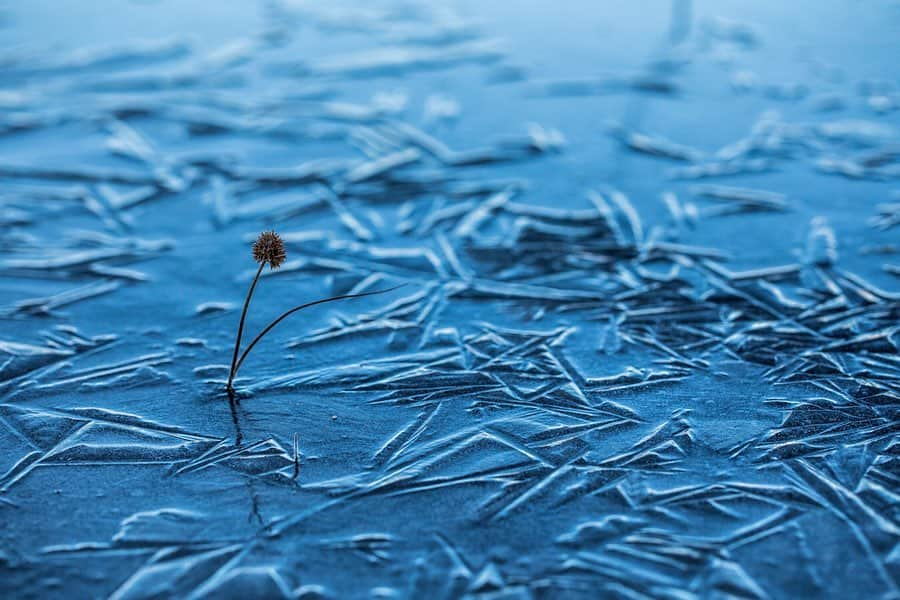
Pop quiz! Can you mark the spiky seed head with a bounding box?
[252,230,286,269]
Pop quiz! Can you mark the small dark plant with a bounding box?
[227,230,399,395]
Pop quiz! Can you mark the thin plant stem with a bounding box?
[227,262,265,392]
[230,284,404,386]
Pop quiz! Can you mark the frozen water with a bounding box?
[1,1,899,598]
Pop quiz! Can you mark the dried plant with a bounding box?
[252,230,287,269]
[227,231,399,395]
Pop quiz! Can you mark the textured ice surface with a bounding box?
[1,1,899,598]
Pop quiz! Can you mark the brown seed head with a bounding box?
[252,230,286,269]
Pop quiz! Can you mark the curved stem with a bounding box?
[231,284,404,384]
[227,262,265,391]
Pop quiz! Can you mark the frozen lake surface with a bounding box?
[1,1,899,598]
